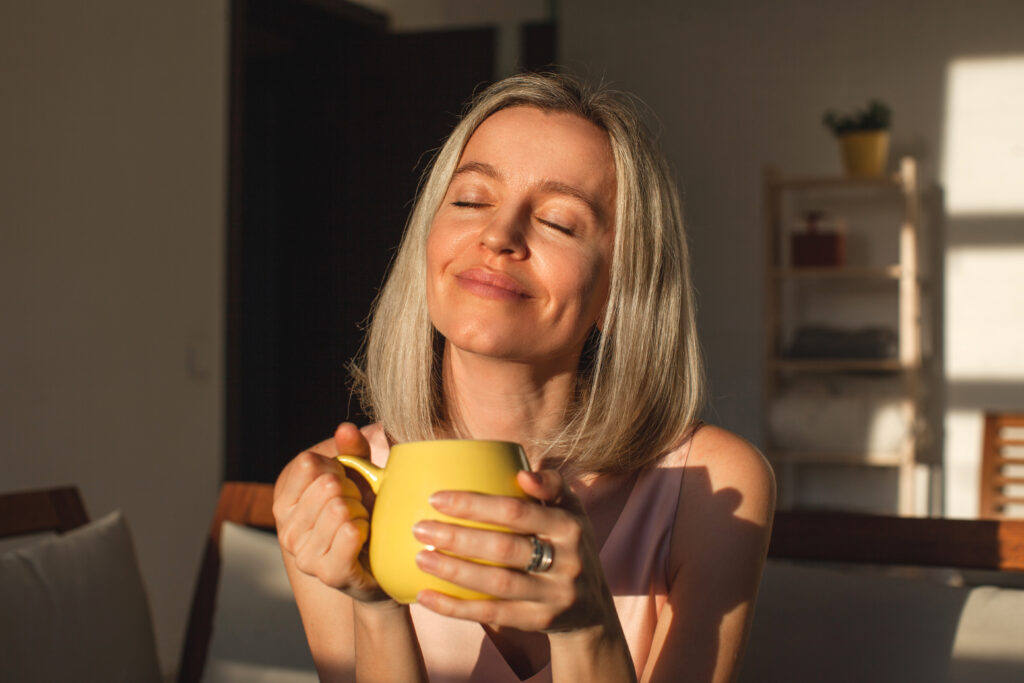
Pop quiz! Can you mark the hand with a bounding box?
[411,469,618,634]
[273,422,389,603]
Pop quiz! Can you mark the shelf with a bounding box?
[763,158,925,516]
[771,357,907,372]
[775,266,902,280]
[769,172,904,192]
[767,450,908,467]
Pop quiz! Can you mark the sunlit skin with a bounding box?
[273,103,776,683]
[426,106,616,366]
[425,105,616,446]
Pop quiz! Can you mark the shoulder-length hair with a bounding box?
[352,72,704,474]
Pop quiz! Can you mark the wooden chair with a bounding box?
[178,481,276,683]
[979,413,1024,519]
[0,485,90,539]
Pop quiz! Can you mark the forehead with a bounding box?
[457,106,616,209]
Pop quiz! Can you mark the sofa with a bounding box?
[182,487,1024,683]
[5,485,1023,682]
[738,511,1024,682]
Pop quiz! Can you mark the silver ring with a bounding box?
[525,535,555,573]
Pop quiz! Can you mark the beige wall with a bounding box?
[0,1,227,676]
[561,0,1024,515]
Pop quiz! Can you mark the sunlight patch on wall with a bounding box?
[946,244,1024,381]
[942,56,1024,215]
[944,410,983,518]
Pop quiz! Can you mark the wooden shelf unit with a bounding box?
[762,157,927,516]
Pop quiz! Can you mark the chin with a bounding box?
[448,332,528,359]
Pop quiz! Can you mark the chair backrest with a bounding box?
[0,486,89,539]
[770,509,1024,572]
[178,481,276,683]
[980,413,1024,519]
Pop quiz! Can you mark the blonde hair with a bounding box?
[353,72,704,474]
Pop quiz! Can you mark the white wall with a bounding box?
[0,1,227,676]
[360,0,549,75]
[561,0,1024,515]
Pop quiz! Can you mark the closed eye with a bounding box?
[538,217,574,236]
[451,201,488,208]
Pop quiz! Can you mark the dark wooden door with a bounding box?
[227,0,495,482]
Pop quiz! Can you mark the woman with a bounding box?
[273,72,775,682]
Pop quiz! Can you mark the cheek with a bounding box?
[550,249,611,320]
[425,223,456,283]
[424,234,445,311]
[581,252,612,329]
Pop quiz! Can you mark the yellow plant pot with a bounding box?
[839,130,890,178]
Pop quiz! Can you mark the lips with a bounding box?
[454,268,532,300]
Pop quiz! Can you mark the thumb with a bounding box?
[516,469,585,515]
[334,422,372,459]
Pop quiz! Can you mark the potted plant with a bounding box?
[823,99,892,178]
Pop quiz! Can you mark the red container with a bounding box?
[791,231,845,268]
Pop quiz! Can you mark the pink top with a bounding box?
[362,425,691,682]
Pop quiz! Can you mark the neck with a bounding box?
[440,342,579,468]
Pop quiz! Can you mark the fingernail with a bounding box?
[416,549,439,571]
[412,521,434,541]
[429,491,451,508]
[417,590,437,609]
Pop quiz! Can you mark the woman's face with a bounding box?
[426,106,616,369]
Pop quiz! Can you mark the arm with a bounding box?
[274,423,429,682]
[642,426,777,683]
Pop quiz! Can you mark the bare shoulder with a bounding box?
[655,434,776,681]
[680,424,776,525]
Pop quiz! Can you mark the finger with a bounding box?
[516,469,561,501]
[277,453,360,528]
[301,496,370,558]
[294,496,370,586]
[517,469,586,516]
[337,473,363,500]
[274,450,333,510]
[429,490,574,536]
[412,521,535,570]
[278,472,341,552]
[414,549,545,602]
[282,471,365,552]
[416,590,553,632]
[327,520,376,593]
[334,422,372,458]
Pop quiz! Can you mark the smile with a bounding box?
[455,268,532,301]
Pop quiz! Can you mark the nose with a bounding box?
[480,205,528,258]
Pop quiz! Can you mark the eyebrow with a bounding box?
[452,161,608,223]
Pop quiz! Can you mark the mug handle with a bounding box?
[336,455,383,495]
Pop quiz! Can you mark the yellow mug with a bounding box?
[336,439,530,604]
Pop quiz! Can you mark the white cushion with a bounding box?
[739,560,970,682]
[948,585,1024,682]
[0,511,161,682]
[201,521,317,682]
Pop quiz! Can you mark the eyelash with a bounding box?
[538,218,574,236]
[450,201,574,236]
